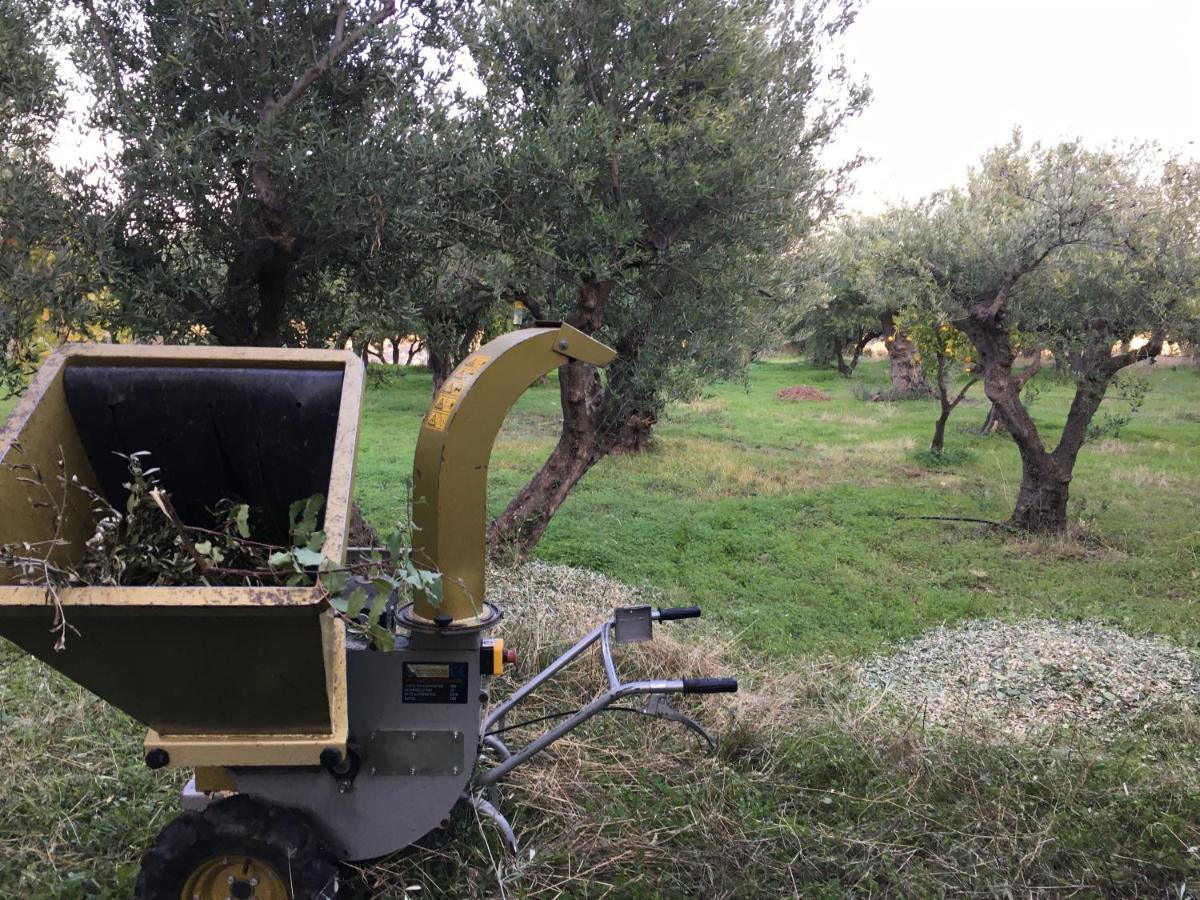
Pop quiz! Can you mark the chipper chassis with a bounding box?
[0,327,736,899]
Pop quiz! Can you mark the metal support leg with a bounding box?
[642,694,717,752]
[477,680,686,788]
[474,604,735,820]
[482,734,512,761]
[466,793,519,855]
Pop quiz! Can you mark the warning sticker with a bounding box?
[459,354,491,373]
[422,355,493,431]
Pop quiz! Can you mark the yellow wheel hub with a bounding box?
[180,855,289,900]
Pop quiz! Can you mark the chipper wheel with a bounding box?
[135,795,338,900]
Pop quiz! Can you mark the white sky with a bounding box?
[52,0,1200,210]
[827,0,1200,213]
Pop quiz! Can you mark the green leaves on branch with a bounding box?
[2,452,441,652]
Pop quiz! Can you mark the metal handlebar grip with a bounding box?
[682,678,738,694]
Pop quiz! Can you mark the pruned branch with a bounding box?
[149,488,211,574]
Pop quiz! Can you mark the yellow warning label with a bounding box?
[423,355,493,432]
[460,354,491,374]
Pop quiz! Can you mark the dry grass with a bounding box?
[337,564,1200,899]
[1110,464,1179,489]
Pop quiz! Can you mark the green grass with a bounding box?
[358,359,1200,658]
[2,357,1199,897]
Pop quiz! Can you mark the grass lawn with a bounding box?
[1,358,1198,897]
[359,357,1200,659]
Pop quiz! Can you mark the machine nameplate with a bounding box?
[366,729,464,776]
[402,661,469,704]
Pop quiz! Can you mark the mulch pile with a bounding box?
[858,619,1200,738]
[776,385,831,402]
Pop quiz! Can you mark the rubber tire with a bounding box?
[135,795,339,899]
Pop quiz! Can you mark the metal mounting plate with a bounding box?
[614,605,653,644]
[366,729,465,776]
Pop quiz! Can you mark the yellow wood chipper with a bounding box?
[0,326,736,899]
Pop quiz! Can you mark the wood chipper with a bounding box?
[0,329,736,899]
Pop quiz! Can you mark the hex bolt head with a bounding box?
[319,748,343,770]
[557,339,569,350]
[144,748,169,770]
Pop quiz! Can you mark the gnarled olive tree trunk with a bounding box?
[487,279,655,556]
[962,305,1156,533]
[880,310,933,398]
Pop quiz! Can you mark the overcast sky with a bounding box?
[827,0,1200,213]
[52,0,1199,209]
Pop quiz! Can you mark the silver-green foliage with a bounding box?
[465,0,869,414]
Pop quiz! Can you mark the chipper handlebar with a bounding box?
[655,605,702,621]
[475,603,737,789]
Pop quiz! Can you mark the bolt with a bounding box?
[370,731,377,741]
[227,876,235,884]
[409,731,418,741]
[452,766,460,775]
[557,339,569,350]
[338,780,352,794]
[409,767,416,775]
[370,766,378,776]
[452,731,460,741]
[250,878,258,887]
[144,748,170,770]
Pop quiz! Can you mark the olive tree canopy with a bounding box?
[469,0,868,553]
[893,137,1199,531]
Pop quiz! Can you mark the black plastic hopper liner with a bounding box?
[62,365,343,543]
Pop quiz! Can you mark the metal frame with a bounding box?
[475,607,718,789]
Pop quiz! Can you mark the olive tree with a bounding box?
[791,217,932,394]
[896,138,1199,532]
[65,0,456,348]
[0,0,107,394]
[465,0,867,554]
[788,225,881,376]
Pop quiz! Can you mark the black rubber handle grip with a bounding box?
[682,678,738,694]
[657,606,702,621]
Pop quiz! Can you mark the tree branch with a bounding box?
[262,1,396,123]
[80,0,131,122]
[1103,328,1164,377]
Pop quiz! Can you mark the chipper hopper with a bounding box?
[0,330,737,899]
